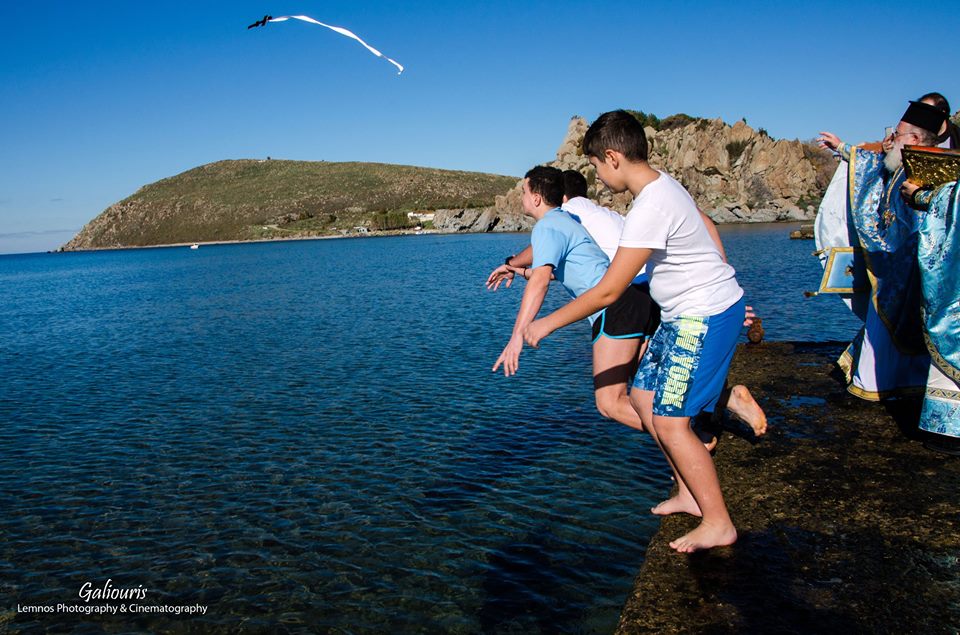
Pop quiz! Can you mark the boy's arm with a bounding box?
[523,247,651,348]
[508,245,534,268]
[699,211,727,262]
[486,245,535,290]
[493,265,552,376]
[699,210,755,326]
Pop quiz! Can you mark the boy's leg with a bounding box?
[722,384,768,436]
[643,300,745,551]
[592,335,647,431]
[630,389,703,517]
[629,386,654,432]
[651,414,737,552]
[590,283,658,432]
[629,316,718,521]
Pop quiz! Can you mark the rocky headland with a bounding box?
[434,114,836,233]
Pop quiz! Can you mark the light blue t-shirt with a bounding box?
[531,208,610,324]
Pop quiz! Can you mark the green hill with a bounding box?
[63,160,517,250]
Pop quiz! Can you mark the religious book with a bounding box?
[902,146,960,188]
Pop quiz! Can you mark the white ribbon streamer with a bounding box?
[266,15,404,75]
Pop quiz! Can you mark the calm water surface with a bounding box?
[0,225,858,633]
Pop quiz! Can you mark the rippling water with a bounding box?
[719,223,861,342]
[0,226,857,633]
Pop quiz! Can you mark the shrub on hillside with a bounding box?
[659,114,698,131]
[624,111,703,132]
[726,140,750,165]
[801,142,839,193]
[626,110,661,130]
[370,211,413,231]
[746,175,774,208]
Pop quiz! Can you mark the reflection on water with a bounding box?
[719,222,862,342]
[0,227,857,632]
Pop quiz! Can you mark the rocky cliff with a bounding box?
[430,207,530,234]
[437,114,838,232]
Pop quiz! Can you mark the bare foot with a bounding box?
[692,418,719,452]
[669,520,738,553]
[651,494,702,517]
[703,435,718,453]
[726,385,767,436]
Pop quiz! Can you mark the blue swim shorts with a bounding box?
[632,297,745,417]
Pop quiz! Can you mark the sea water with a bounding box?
[0,225,860,633]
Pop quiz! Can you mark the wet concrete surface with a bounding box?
[617,342,960,634]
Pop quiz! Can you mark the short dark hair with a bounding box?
[524,166,564,207]
[582,110,649,162]
[562,170,588,199]
[919,92,951,114]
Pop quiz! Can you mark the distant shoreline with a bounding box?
[57,219,811,253]
[56,228,447,253]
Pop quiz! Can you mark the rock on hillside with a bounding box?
[430,207,530,233]
[494,115,836,224]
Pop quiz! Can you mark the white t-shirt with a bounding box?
[562,196,648,283]
[561,197,624,262]
[619,171,743,321]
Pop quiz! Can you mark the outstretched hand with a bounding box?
[817,131,843,152]
[492,335,524,376]
[486,264,516,291]
[523,319,553,348]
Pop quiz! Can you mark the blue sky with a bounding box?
[1,0,958,254]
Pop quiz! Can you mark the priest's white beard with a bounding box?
[883,144,903,173]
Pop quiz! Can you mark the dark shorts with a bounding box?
[591,283,662,343]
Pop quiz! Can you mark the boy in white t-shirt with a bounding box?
[488,170,766,442]
[524,111,744,553]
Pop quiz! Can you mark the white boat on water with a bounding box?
[190,244,199,250]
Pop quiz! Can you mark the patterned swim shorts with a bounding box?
[632,298,744,417]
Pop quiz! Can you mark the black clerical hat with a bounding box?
[901,101,948,134]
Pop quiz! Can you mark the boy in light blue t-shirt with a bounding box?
[529,199,608,324]
[493,166,659,432]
